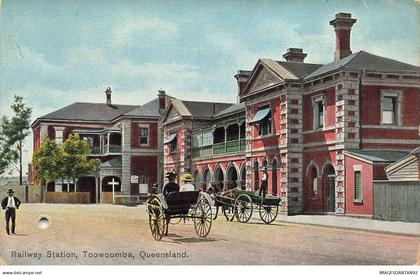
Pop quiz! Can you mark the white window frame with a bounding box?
[380,90,402,126]
[312,95,326,130]
[54,126,65,145]
[138,124,150,146]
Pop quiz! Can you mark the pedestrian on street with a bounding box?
[180,173,195,191]
[259,166,268,199]
[1,189,21,235]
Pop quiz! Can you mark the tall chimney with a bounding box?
[283,48,307,62]
[330,13,357,61]
[234,70,252,97]
[158,90,166,115]
[105,87,112,105]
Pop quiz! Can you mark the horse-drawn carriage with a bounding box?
[208,187,281,224]
[146,191,213,240]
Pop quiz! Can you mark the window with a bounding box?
[354,171,362,201]
[381,91,401,126]
[169,135,177,153]
[139,127,149,146]
[310,166,318,196]
[258,107,272,136]
[382,96,396,125]
[54,127,64,144]
[313,97,325,129]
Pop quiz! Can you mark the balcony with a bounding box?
[193,139,246,158]
[103,144,122,154]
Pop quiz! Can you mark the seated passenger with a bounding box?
[180,173,195,192]
[163,171,179,197]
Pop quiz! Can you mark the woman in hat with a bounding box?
[180,173,195,192]
[162,171,179,197]
[1,189,21,235]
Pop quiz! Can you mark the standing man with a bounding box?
[1,189,21,235]
[259,166,268,199]
[162,171,179,197]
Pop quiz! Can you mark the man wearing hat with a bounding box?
[180,173,195,192]
[1,189,21,235]
[162,171,179,197]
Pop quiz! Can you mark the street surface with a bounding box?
[0,204,419,265]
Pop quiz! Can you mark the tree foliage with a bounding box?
[32,134,100,192]
[0,96,32,183]
[32,138,62,185]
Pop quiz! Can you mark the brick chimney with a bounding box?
[234,70,252,96]
[283,48,307,62]
[105,87,112,105]
[158,90,166,115]
[330,12,357,61]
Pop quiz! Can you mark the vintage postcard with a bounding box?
[0,0,419,274]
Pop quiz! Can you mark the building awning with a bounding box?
[250,107,270,124]
[163,133,177,144]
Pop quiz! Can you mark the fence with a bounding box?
[44,192,90,204]
[0,184,42,203]
[374,180,420,223]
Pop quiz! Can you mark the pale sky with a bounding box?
[0,0,418,176]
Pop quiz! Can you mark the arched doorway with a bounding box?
[193,170,202,190]
[240,164,246,190]
[203,168,212,191]
[78,176,97,203]
[254,160,259,190]
[272,158,278,196]
[323,165,336,212]
[214,165,224,191]
[304,164,321,212]
[227,165,238,190]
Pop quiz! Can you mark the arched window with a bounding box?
[254,160,259,190]
[311,166,318,196]
[272,158,278,196]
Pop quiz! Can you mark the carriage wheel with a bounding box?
[258,201,279,224]
[234,194,253,223]
[193,196,213,238]
[148,198,165,240]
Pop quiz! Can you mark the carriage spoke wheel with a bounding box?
[148,198,165,240]
[258,201,279,224]
[193,197,213,238]
[234,194,253,223]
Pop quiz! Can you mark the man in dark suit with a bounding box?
[259,166,269,199]
[1,189,21,235]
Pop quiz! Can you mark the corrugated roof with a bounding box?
[277,61,323,79]
[345,150,410,163]
[180,100,233,119]
[305,51,420,79]
[100,156,122,168]
[39,102,138,122]
[213,102,245,118]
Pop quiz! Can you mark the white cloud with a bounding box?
[111,16,178,49]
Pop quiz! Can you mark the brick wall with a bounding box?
[131,122,158,149]
[131,155,157,194]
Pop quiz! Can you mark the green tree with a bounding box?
[61,133,100,192]
[32,137,63,186]
[0,96,32,184]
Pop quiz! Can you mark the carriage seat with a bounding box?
[164,191,200,216]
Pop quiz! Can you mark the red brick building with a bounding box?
[162,12,419,216]
[31,89,170,203]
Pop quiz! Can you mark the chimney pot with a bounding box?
[105,87,112,105]
[283,48,307,62]
[158,90,166,115]
[234,70,252,96]
[330,12,357,61]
